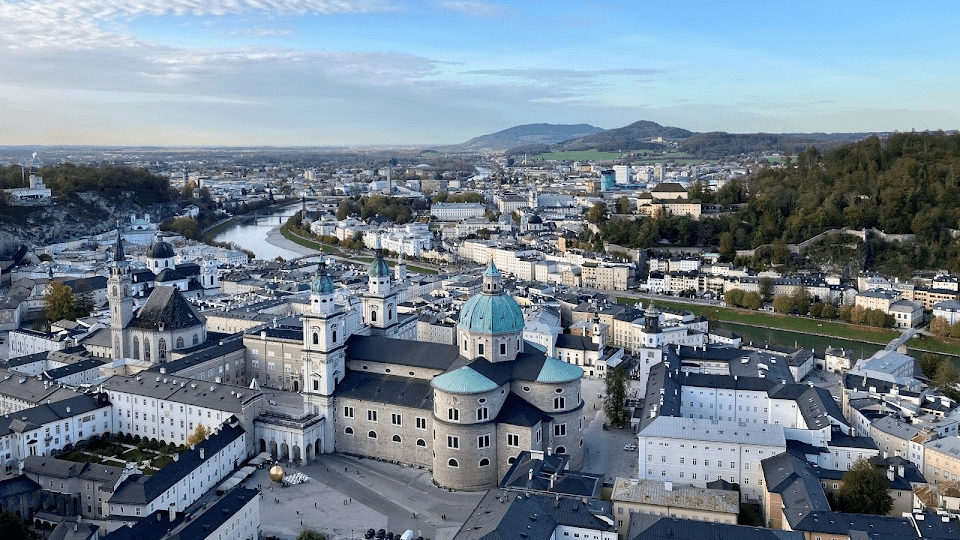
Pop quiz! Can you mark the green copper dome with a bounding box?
[457,291,524,335]
[369,253,390,277]
[431,366,498,394]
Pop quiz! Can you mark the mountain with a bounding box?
[679,131,876,158]
[554,120,694,152]
[457,123,603,152]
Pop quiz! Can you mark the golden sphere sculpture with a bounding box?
[269,464,286,482]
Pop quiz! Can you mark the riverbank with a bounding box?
[618,296,960,357]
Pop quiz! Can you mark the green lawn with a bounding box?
[616,297,900,344]
[279,226,339,253]
[407,264,439,275]
[616,296,960,356]
[534,149,622,161]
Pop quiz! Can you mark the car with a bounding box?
[623,443,637,451]
[385,533,394,540]
[365,530,375,539]
[375,530,386,539]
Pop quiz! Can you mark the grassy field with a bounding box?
[534,149,622,161]
[617,296,960,356]
[279,226,339,253]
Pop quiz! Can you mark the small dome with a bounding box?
[527,215,543,224]
[311,273,334,295]
[148,238,175,259]
[536,356,583,383]
[368,256,390,277]
[431,366,498,394]
[458,291,524,335]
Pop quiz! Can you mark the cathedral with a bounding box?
[299,250,587,490]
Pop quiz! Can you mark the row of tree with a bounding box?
[335,195,427,223]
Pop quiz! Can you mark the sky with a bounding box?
[1,0,959,146]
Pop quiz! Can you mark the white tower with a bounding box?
[394,253,407,283]
[108,226,134,359]
[362,240,399,334]
[301,263,344,453]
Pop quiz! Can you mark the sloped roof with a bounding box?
[127,286,204,330]
[345,334,461,371]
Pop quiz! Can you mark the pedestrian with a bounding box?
[315,502,318,509]
[349,498,352,504]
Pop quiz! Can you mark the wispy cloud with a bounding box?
[437,1,503,17]
[225,28,297,39]
[466,67,666,83]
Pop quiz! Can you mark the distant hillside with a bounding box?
[555,120,694,152]
[457,123,603,152]
[680,132,875,158]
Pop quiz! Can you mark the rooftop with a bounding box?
[611,477,739,515]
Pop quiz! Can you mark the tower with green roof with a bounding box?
[302,261,345,452]
[362,239,399,335]
[456,260,525,362]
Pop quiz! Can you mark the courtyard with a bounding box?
[57,435,183,474]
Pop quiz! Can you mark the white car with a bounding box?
[623,443,637,451]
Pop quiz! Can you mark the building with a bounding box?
[6,173,52,205]
[580,262,635,291]
[925,437,960,486]
[454,488,616,540]
[855,289,901,313]
[626,513,803,540]
[0,393,112,461]
[431,202,486,221]
[16,456,135,519]
[610,477,739,536]
[637,416,788,502]
[933,300,960,325]
[888,299,923,328]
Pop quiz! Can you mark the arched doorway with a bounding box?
[259,439,266,453]
[280,442,290,461]
[315,438,322,456]
[293,380,299,392]
[305,444,313,462]
[269,441,278,459]
[293,445,301,461]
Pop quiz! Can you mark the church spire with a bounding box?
[113,222,125,263]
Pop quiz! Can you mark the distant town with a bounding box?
[1,132,960,540]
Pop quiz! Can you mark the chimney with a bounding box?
[528,469,533,482]
[550,473,556,489]
[168,503,176,522]
[200,448,205,460]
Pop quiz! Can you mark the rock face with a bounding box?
[0,191,180,248]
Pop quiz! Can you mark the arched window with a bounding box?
[158,339,167,361]
[392,434,401,443]
[332,330,337,343]
[313,380,319,391]
[479,458,490,467]
[143,338,151,361]
[371,310,377,322]
[112,286,118,296]
[416,438,426,447]
[447,458,459,468]
[313,333,319,345]
[344,427,353,435]
[176,336,184,349]
[132,338,139,360]
[388,306,393,320]
[192,334,199,345]
[555,446,566,455]
[368,431,377,439]
[508,456,516,464]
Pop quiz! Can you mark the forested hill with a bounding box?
[595,131,960,276]
[457,123,603,152]
[679,131,872,158]
[0,163,175,205]
[553,120,694,152]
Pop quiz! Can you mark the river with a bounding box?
[213,204,303,260]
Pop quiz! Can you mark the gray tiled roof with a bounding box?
[127,286,205,330]
[627,513,803,540]
[0,393,109,436]
[335,371,433,410]
[345,334,462,370]
[454,488,614,540]
[102,374,260,413]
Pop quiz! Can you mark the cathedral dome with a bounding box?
[311,271,335,295]
[148,238,175,259]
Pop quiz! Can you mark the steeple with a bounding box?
[113,223,126,263]
[310,262,336,314]
[482,260,503,294]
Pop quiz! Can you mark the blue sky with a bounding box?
[0,0,958,145]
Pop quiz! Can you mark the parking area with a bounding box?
[579,377,640,479]
[245,453,483,540]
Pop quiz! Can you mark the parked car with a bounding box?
[623,443,637,451]
[365,530,375,539]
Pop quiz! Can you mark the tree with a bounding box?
[930,316,951,336]
[772,295,794,314]
[741,292,763,310]
[604,365,629,428]
[758,278,774,301]
[45,281,79,323]
[298,530,326,540]
[724,288,744,307]
[809,302,824,318]
[586,202,609,224]
[718,231,735,261]
[0,509,39,540]
[187,423,208,446]
[837,459,893,515]
[615,196,632,214]
[821,303,837,319]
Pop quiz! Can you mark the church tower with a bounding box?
[108,226,133,359]
[301,263,344,453]
[362,240,398,334]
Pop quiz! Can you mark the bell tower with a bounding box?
[362,240,398,334]
[108,225,133,359]
[301,263,344,453]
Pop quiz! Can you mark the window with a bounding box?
[391,413,402,426]
[479,458,490,467]
[448,458,459,468]
[554,424,566,436]
[478,343,484,356]
[176,336,184,349]
[158,338,167,360]
[392,434,401,443]
[477,407,489,421]
[447,408,459,421]
[144,338,151,361]
[344,427,354,435]
[313,333,319,345]
[416,417,427,429]
[368,431,377,439]
[193,333,199,345]
[416,438,426,447]
[478,434,490,448]
[507,434,519,446]
[371,310,377,322]
[500,343,506,355]
[344,406,354,418]
[367,410,378,422]
[554,397,566,410]
[332,330,337,343]
[313,380,319,391]
[132,338,139,359]
[447,436,459,449]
